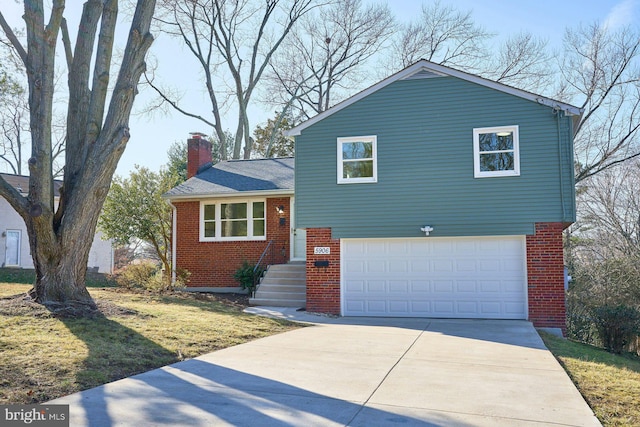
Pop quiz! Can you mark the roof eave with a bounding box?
[162,188,294,201]
[284,59,584,137]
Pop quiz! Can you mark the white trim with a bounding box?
[167,200,177,284]
[337,135,378,184]
[4,229,21,267]
[164,189,293,202]
[340,238,345,316]
[199,198,267,242]
[285,60,583,137]
[289,197,296,261]
[473,125,520,178]
[522,236,529,321]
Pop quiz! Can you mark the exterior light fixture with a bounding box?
[420,225,434,236]
[276,205,286,226]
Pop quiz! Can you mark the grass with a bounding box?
[0,282,299,404]
[540,331,640,426]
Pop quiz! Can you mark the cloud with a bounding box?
[604,0,639,30]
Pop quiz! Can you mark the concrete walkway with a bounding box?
[50,309,601,426]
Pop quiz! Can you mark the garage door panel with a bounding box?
[410,259,430,272]
[480,259,500,271]
[480,281,501,292]
[366,300,386,313]
[411,281,430,292]
[367,280,385,293]
[434,260,454,272]
[342,236,527,319]
[389,260,408,273]
[456,260,477,271]
[389,281,409,293]
[388,300,410,313]
[344,260,365,273]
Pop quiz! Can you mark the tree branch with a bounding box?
[0,11,28,65]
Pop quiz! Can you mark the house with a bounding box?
[166,60,581,330]
[164,138,300,291]
[0,173,114,273]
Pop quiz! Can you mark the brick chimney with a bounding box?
[187,133,213,179]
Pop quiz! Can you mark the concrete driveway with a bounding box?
[50,312,601,426]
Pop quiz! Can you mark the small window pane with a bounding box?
[253,202,265,219]
[221,203,247,220]
[479,132,513,151]
[253,219,265,236]
[480,153,515,172]
[221,220,247,237]
[342,142,372,160]
[204,221,216,237]
[204,204,215,220]
[343,160,374,178]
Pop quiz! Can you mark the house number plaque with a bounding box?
[313,247,331,255]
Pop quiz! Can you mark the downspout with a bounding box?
[167,199,177,285]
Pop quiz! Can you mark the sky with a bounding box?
[1,0,638,177]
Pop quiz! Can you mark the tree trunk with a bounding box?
[29,253,95,311]
[0,0,156,315]
[25,189,101,312]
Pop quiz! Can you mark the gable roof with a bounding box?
[285,59,583,137]
[164,157,295,200]
[0,173,63,197]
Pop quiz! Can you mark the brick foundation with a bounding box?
[174,197,291,288]
[306,228,341,314]
[526,222,566,330]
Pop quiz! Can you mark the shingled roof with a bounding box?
[164,157,294,199]
[0,173,63,197]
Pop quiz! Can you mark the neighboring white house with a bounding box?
[0,173,113,273]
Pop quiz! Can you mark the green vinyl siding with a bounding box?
[294,76,576,238]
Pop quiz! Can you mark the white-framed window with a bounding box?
[337,135,378,184]
[200,199,266,241]
[473,125,520,178]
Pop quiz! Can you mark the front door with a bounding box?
[4,230,21,266]
[292,228,307,260]
[290,198,306,261]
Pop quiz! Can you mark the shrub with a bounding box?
[115,262,158,289]
[591,305,640,354]
[566,293,597,344]
[233,261,264,296]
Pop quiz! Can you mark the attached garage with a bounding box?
[341,236,527,319]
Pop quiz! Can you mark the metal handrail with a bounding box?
[252,239,274,297]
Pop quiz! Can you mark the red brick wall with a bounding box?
[174,197,291,288]
[306,228,341,314]
[526,222,566,329]
[187,137,212,179]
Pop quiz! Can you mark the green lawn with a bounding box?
[540,331,640,426]
[0,283,300,404]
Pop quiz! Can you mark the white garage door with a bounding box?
[342,236,527,319]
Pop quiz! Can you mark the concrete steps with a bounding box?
[249,262,306,308]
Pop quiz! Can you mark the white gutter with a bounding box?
[167,199,177,285]
[162,189,294,202]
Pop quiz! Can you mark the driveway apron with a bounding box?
[49,315,601,426]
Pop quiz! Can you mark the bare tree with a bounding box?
[265,0,394,120]
[575,161,640,258]
[0,0,156,312]
[484,32,553,94]
[151,0,317,159]
[0,76,28,175]
[383,1,490,75]
[559,23,640,183]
